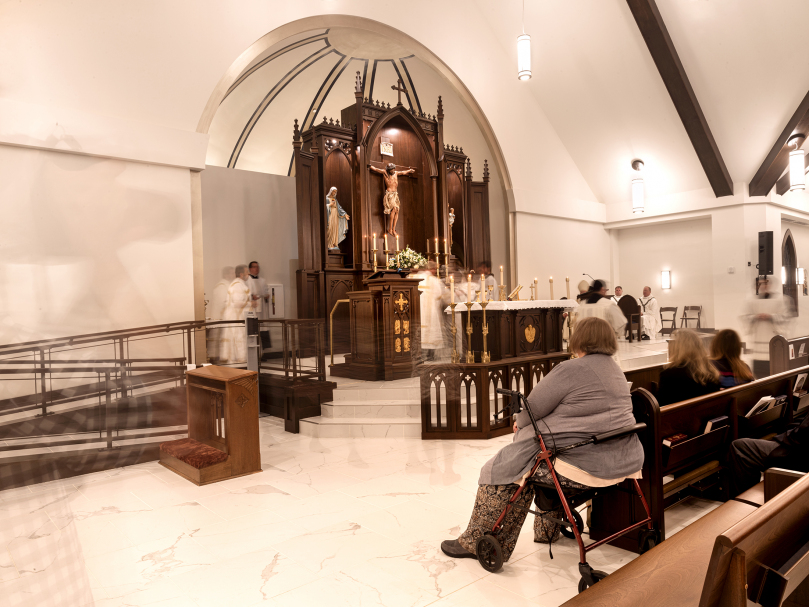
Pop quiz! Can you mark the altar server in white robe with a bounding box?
[449,270,471,355]
[575,279,626,364]
[638,286,661,340]
[247,261,269,319]
[219,265,251,363]
[476,261,498,297]
[418,261,449,360]
[743,278,790,378]
[610,286,625,305]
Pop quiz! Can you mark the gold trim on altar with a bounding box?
[525,324,536,343]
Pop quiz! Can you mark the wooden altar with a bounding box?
[293,72,491,355]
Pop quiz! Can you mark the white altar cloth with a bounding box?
[445,300,577,313]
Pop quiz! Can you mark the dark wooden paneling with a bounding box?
[368,115,431,253]
[466,182,491,269]
[446,170,465,264]
[626,0,733,198]
[325,272,355,354]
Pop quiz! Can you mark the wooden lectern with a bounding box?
[330,274,422,381]
[159,366,261,485]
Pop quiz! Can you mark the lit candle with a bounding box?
[444,238,448,255]
[426,239,430,254]
[566,276,570,299]
[500,265,504,287]
[467,274,472,302]
[435,237,439,254]
[549,276,554,300]
[396,235,400,252]
[450,275,455,303]
[384,234,388,251]
[373,232,376,243]
[480,274,486,302]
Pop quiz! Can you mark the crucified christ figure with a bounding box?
[369,162,415,237]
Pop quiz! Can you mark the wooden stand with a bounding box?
[330,274,422,381]
[159,366,261,485]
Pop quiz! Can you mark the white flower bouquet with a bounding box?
[388,246,427,270]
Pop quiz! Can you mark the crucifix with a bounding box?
[391,79,406,106]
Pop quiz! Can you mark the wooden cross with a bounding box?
[395,293,408,311]
[391,79,406,106]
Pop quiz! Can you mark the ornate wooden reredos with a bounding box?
[293,72,491,350]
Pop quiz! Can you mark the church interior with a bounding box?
[4,1,809,606]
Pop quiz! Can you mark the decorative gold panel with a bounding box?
[395,293,408,311]
[395,320,401,334]
[404,337,411,352]
[395,338,402,352]
[403,320,410,335]
[525,325,536,343]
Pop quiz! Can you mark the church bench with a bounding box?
[589,366,808,552]
[561,471,809,607]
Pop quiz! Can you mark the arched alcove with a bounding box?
[783,229,798,316]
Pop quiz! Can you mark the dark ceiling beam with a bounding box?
[626,0,734,198]
[751,90,809,197]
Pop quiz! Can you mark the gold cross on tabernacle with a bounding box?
[391,79,406,106]
[395,293,408,311]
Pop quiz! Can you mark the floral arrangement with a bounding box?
[387,246,427,270]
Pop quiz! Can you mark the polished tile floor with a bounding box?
[0,417,717,607]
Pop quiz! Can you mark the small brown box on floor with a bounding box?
[160,366,261,485]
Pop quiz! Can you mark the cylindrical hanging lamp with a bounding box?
[789,135,806,192]
[632,159,645,214]
[517,34,532,81]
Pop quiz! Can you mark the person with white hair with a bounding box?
[637,286,661,340]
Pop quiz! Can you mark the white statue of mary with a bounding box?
[326,187,350,249]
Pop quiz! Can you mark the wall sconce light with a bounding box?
[632,159,644,214]
[789,134,806,192]
[517,1,531,81]
[661,270,671,290]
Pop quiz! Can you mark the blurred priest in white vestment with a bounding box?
[418,261,449,361]
[219,265,251,363]
[638,286,661,340]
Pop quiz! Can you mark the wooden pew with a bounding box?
[561,470,809,607]
[590,366,808,552]
[770,334,809,375]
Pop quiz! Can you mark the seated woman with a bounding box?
[709,329,754,388]
[657,329,721,406]
[441,317,644,562]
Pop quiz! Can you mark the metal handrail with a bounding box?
[329,299,350,367]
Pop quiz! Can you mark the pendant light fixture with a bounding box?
[517,0,531,81]
[632,159,645,214]
[789,134,806,192]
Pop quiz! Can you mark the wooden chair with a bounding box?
[660,306,678,336]
[618,296,643,342]
[680,305,702,329]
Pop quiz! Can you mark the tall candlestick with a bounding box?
[500,265,504,287]
[395,235,399,252]
[444,238,448,255]
[426,239,430,254]
[384,234,388,251]
[435,237,439,255]
[566,276,570,299]
[450,275,455,303]
[480,274,485,302]
[467,274,472,302]
[549,276,554,300]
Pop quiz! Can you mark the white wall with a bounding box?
[200,166,298,319]
[515,214,611,299]
[0,145,195,345]
[615,218,715,328]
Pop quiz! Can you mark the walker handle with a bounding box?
[592,423,647,445]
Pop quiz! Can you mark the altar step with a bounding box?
[321,400,420,419]
[299,416,421,438]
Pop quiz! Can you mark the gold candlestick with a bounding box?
[488,285,495,302]
[449,302,460,363]
[480,300,491,363]
[372,247,378,273]
[383,249,392,269]
[465,301,475,363]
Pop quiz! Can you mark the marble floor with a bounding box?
[0,416,718,607]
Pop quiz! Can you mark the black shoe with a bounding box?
[641,334,650,340]
[441,539,476,559]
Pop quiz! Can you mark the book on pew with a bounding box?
[745,396,775,418]
[794,373,808,396]
[662,433,689,448]
[703,415,729,434]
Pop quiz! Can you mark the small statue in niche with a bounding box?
[449,207,455,228]
[369,162,415,237]
[325,187,350,249]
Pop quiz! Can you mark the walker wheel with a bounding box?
[638,529,660,554]
[476,534,504,572]
[560,509,585,539]
[578,570,607,593]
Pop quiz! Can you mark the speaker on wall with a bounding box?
[758,231,773,276]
